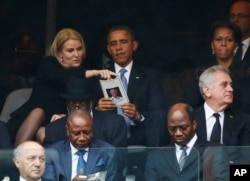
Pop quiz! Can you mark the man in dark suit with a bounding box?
[195,65,250,146]
[230,0,250,63]
[36,77,127,148]
[145,103,207,181]
[95,24,169,147]
[229,0,250,115]
[49,109,123,181]
[195,65,250,169]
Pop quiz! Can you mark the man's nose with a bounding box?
[175,128,183,136]
[34,158,41,166]
[116,43,122,50]
[79,132,86,141]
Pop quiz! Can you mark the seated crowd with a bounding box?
[1,1,250,180]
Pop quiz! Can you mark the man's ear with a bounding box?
[193,120,197,130]
[107,44,112,55]
[66,125,69,137]
[203,86,211,98]
[13,159,20,168]
[132,40,138,51]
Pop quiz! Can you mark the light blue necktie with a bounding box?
[120,68,128,91]
[76,150,86,173]
[179,146,187,171]
[118,68,130,137]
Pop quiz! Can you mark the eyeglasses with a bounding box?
[229,13,250,19]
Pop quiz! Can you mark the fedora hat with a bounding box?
[60,76,93,100]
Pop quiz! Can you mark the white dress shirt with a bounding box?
[114,61,133,85]
[175,134,198,162]
[204,103,224,144]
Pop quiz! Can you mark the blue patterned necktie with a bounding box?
[118,68,130,137]
[76,150,86,173]
[179,146,187,171]
[120,68,128,91]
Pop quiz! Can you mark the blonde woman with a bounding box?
[7,28,116,147]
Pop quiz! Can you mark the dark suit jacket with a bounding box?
[44,109,127,147]
[242,42,250,63]
[194,105,250,146]
[195,105,250,165]
[95,62,169,146]
[144,139,207,181]
[235,45,250,115]
[48,139,123,181]
[0,148,57,181]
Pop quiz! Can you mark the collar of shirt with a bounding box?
[175,134,198,161]
[241,37,250,58]
[114,61,133,83]
[70,143,89,179]
[20,177,41,181]
[204,103,224,143]
[70,143,89,159]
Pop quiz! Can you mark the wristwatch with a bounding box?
[136,113,144,122]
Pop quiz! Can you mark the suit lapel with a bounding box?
[195,106,208,141]
[127,66,143,100]
[163,148,180,174]
[183,148,199,171]
[110,63,144,103]
[62,140,72,180]
[85,141,101,175]
[223,110,234,145]
[182,139,204,171]
[243,45,250,63]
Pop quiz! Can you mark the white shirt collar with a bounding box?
[20,176,41,181]
[175,134,197,149]
[114,61,133,74]
[175,134,198,156]
[242,37,250,48]
[204,102,223,119]
[70,143,89,154]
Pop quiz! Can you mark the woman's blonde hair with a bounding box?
[50,28,86,65]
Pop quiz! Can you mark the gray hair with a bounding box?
[13,143,24,161]
[13,141,45,161]
[199,65,231,100]
[110,89,117,93]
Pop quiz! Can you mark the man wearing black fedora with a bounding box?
[35,76,127,148]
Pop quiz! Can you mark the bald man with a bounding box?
[13,141,46,181]
[49,110,124,181]
[145,103,208,181]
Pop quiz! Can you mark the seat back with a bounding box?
[0,88,32,123]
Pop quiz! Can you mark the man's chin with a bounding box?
[30,173,43,179]
[175,140,185,145]
[226,100,233,105]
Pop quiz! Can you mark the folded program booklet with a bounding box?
[99,77,129,107]
[79,171,107,181]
